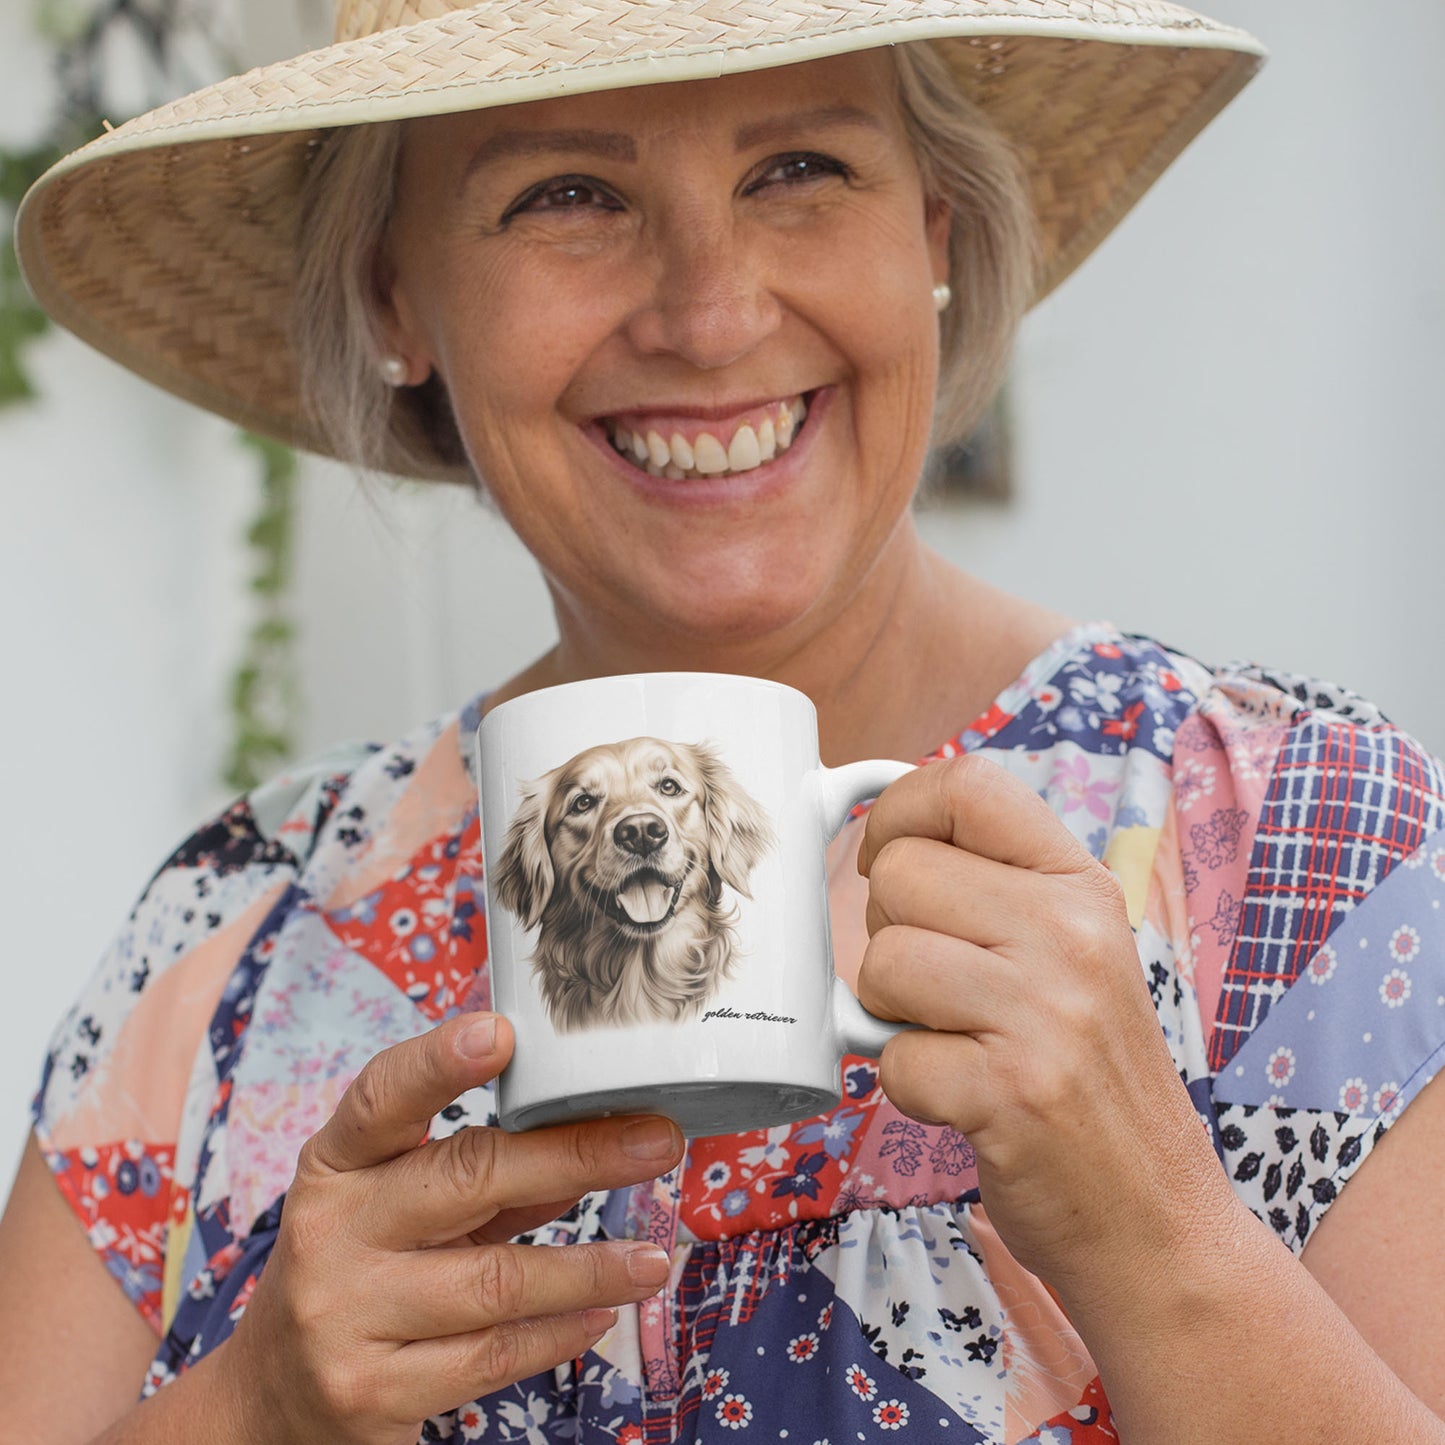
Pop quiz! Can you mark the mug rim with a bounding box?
[480,670,816,727]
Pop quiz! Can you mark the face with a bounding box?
[547,740,711,929]
[497,737,772,937]
[382,52,950,651]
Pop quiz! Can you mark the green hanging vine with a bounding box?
[227,434,301,790]
[1,0,300,791]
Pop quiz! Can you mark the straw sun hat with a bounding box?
[16,0,1263,474]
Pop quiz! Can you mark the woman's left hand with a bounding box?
[856,753,1238,1313]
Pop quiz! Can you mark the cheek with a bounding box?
[439,251,620,403]
[549,818,596,874]
[790,203,940,445]
[676,797,710,855]
[801,193,934,311]
[442,285,629,494]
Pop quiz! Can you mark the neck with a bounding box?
[492,518,1074,766]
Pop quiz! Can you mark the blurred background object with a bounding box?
[3,0,1442,1190]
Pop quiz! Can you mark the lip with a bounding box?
[581,385,833,510]
[601,393,805,436]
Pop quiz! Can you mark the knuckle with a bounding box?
[322,1362,388,1424]
[868,837,918,897]
[1090,865,1131,922]
[1076,901,1128,967]
[1042,879,1128,968]
[267,1227,347,1341]
[472,1322,529,1390]
[293,1132,327,1184]
[1046,980,1101,1044]
[586,1242,620,1296]
[445,1122,501,1197]
[1019,1052,1078,1121]
[939,751,994,804]
[276,1183,330,1262]
[1064,907,1114,961]
[858,926,908,1005]
[861,923,903,973]
[878,1032,955,1126]
[346,1054,389,1129]
[558,1123,607,1182]
[473,1245,529,1316]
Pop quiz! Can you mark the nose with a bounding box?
[624,211,782,370]
[613,812,669,857]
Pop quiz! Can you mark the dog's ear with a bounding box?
[694,743,776,900]
[492,780,554,930]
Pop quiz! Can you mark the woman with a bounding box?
[2,1,1443,1440]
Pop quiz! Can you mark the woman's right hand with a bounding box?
[221,1012,683,1445]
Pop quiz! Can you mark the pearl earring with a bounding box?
[379,354,409,387]
[932,283,952,313]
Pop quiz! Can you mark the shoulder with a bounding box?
[90,696,483,1014]
[969,626,1445,1250]
[30,701,485,1330]
[35,705,482,1123]
[1152,653,1445,1250]
[1170,653,1445,1058]
[962,626,1206,763]
[33,740,376,1126]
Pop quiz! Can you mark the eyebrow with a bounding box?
[463,104,885,182]
[732,103,887,151]
[464,127,637,180]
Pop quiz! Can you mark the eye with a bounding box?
[568,792,597,815]
[745,151,853,195]
[656,777,684,797]
[502,175,624,222]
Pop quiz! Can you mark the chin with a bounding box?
[645,571,842,649]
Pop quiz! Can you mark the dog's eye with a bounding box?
[656,777,683,797]
[569,792,596,814]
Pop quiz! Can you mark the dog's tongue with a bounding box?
[618,878,672,924]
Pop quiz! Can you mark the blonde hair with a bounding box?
[293,120,472,482]
[892,42,1039,447]
[292,40,1039,480]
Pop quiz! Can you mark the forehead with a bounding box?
[565,739,694,787]
[405,49,903,162]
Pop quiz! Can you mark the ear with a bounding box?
[371,238,434,387]
[925,193,952,291]
[492,781,554,930]
[694,744,776,900]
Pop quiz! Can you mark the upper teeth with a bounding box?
[607,396,808,479]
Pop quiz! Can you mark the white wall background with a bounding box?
[2,1,1442,1196]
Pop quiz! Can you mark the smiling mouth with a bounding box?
[602,394,812,480]
[588,868,683,931]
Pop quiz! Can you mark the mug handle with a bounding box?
[816,758,917,1060]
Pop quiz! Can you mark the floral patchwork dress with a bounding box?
[31,623,1445,1442]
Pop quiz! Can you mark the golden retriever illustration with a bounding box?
[493,737,775,1033]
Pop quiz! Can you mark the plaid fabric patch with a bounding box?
[1209,717,1445,1072]
[643,1219,840,1444]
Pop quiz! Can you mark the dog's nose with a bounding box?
[614,812,668,857]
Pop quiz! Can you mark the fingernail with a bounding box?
[456,1016,497,1059]
[625,1244,670,1287]
[620,1117,680,1161]
[582,1306,617,1337]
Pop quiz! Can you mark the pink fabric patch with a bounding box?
[1172,706,1285,1041]
[47,885,286,1152]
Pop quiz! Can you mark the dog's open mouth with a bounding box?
[591,868,682,932]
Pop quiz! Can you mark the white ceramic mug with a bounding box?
[475,673,913,1138]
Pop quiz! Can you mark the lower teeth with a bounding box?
[649,463,711,480]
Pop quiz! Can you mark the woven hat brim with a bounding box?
[15,1,1265,481]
